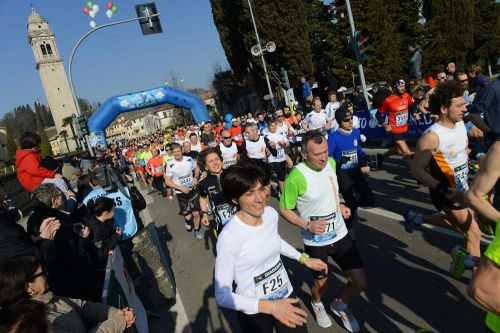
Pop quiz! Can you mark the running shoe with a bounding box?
[376,153,385,169]
[331,299,360,333]
[194,229,204,240]
[311,301,332,328]
[450,246,467,279]
[403,210,423,233]
[185,222,193,232]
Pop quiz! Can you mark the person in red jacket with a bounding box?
[16,132,61,193]
[376,80,415,168]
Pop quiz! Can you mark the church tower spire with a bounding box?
[28,8,78,136]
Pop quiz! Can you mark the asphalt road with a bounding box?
[146,154,488,333]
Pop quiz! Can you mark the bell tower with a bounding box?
[27,7,78,135]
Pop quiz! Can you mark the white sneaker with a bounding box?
[311,301,332,328]
[331,299,360,332]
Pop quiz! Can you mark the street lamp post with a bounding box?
[67,12,161,153]
[247,0,275,106]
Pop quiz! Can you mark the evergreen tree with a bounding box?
[210,0,314,91]
[422,0,474,72]
[5,126,17,164]
[470,0,500,69]
[361,0,405,82]
[39,129,53,157]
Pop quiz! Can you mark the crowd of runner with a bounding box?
[2,63,500,333]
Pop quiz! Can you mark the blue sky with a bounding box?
[0,0,229,117]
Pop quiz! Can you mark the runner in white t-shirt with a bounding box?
[304,97,331,134]
[215,164,327,333]
[164,143,203,239]
[219,130,239,169]
[325,91,341,131]
[265,117,289,192]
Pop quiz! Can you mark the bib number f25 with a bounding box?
[254,260,290,300]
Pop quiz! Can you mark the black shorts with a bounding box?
[270,161,287,182]
[429,188,466,212]
[176,190,200,215]
[337,168,374,209]
[304,235,364,280]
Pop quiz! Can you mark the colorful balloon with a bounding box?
[89,10,96,18]
[92,4,100,13]
[106,9,113,19]
[86,1,93,9]
[112,4,118,12]
[107,1,113,9]
[89,20,97,29]
[83,6,90,15]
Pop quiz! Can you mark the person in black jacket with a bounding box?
[0,194,60,262]
[85,197,121,268]
[27,184,99,301]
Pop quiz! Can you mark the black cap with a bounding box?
[335,105,351,125]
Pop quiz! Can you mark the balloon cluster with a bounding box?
[105,2,118,19]
[82,1,119,29]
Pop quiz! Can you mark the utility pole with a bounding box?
[345,0,370,108]
[247,0,275,106]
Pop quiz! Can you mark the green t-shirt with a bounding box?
[485,222,500,332]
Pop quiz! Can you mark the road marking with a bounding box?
[359,207,493,246]
[173,288,192,333]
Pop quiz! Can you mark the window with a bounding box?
[40,44,47,55]
[46,44,53,55]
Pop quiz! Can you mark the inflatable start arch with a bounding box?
[88,86,210,147]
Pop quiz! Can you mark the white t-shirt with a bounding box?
[215,206,301,314]
[245,137,267,160]
[265,131,288,163]
[305,110,328,131]
[325,102,340,121]
[191,142,202,152]
[165,156,196,193]
[219,142,238,169]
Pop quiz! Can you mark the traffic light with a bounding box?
[279,67,290,90]
[348,31,368,63]
[135,3,163,35]
[77,115,89,137]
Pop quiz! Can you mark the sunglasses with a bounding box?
[342,117,353,122]
[438,76,446,80]
[222,136,232,139]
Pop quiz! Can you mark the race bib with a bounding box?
[215,203,235,226]
[341,150,358,169]
[254,260,291,300]
[454,163,469,192]
[223,157,237,169]
[276,147,285,160]
[178,175,193,188]
[309,212,338,242]
[155,166,163,174]
[395,112,408,127]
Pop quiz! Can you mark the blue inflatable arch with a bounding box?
[88,86,210,147]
